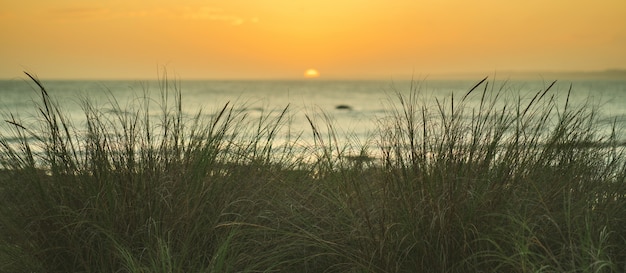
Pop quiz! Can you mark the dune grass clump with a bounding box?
[0,73,302,272]
[370,78,626,272]
[0,73,625,272]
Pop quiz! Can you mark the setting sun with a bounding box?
[304,69,320,79]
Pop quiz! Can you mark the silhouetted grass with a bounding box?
[1,73,624,272]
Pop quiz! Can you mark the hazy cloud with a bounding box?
[46,6,257,26]
[48,7,112,19]
[181,6,257,26]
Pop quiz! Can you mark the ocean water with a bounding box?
[1,78,626,152]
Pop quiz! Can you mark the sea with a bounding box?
[1,78,626,156]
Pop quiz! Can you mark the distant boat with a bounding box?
[335,104,352,110]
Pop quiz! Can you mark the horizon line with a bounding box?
[2,68,625,81]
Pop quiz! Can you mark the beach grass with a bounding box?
[0,73,625,272]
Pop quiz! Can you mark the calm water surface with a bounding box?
[1,78,626,149]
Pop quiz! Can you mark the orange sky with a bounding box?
[1,0,625,79]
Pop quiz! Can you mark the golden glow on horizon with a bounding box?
[304,69,320,78]
[1,0,625,79]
